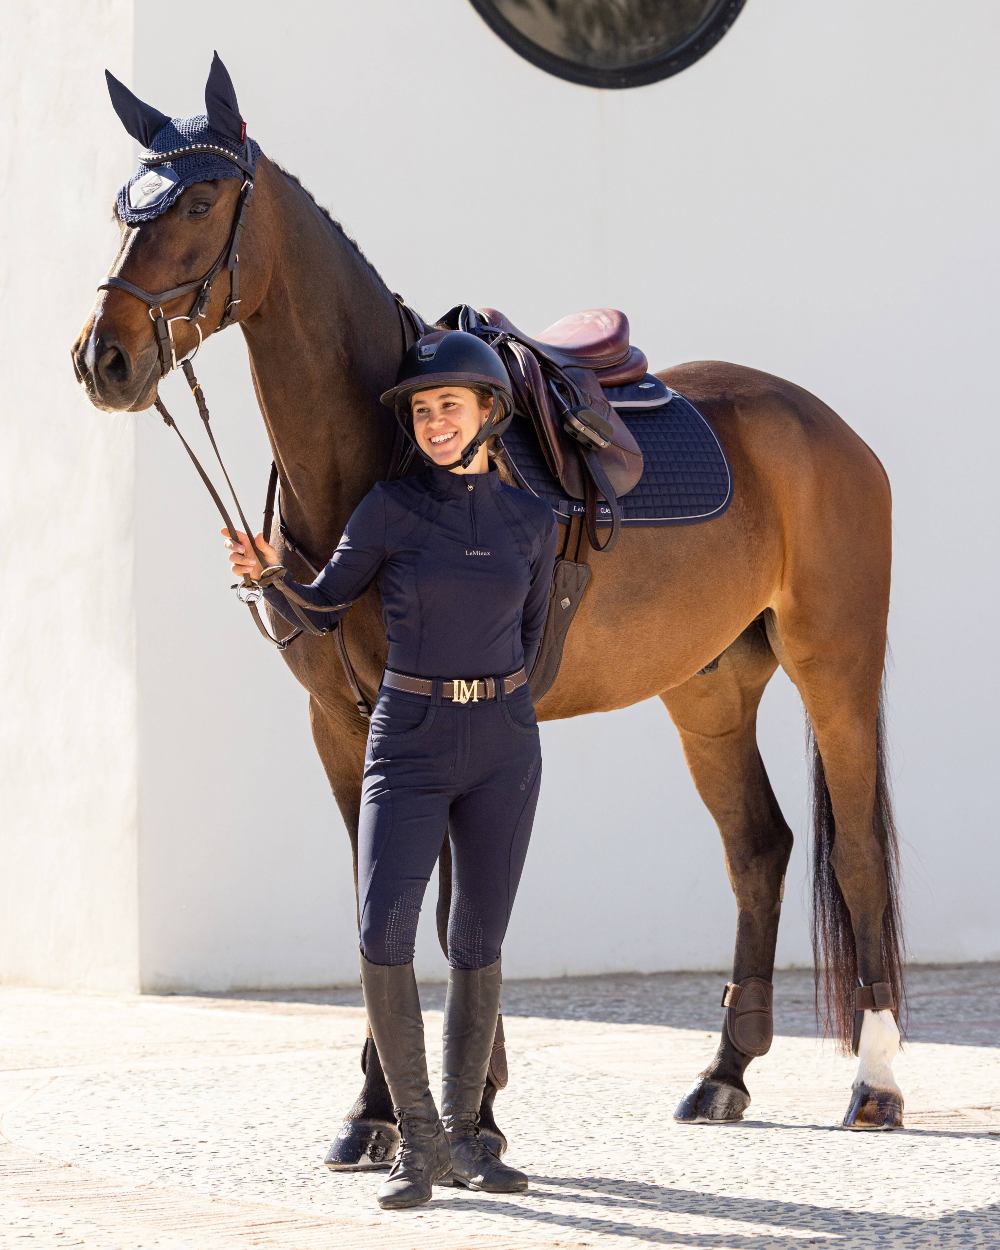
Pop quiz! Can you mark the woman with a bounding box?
[223,330,558,1210]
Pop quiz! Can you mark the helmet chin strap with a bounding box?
[413,391,504,471]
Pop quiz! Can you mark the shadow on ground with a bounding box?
[453,1176,1000,1250]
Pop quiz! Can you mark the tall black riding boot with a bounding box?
[441,959,529,1193]
[359,955,453,1210]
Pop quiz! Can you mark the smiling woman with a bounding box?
[410,385,516,484]
[412,387,492,462]
[221,327,559,1211]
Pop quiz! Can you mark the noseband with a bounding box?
[98,143,255,375]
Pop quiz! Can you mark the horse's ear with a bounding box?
[105,69,170,147]
[205,51,244,144]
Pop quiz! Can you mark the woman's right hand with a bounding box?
[221,528,279,581]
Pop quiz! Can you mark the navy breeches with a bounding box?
[358,677,542,970]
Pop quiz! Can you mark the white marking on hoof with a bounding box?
[844,1011,904,1129]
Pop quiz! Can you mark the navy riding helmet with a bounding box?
[380,330,515,471]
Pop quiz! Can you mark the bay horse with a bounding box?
[72,72,906,1166]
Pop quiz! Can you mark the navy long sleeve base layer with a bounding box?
[263,460,558,679]
[263,460,558,969]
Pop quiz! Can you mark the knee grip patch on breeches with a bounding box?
[447,882,486,970]
[363,881,425,966]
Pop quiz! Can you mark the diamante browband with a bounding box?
[140,142,255,176]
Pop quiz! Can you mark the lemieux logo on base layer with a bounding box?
[465,549,492,557]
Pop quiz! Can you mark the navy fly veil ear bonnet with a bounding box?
[108,51,259,224]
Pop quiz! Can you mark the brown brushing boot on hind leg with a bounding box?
[441,959,528,1193]
[359,955,453,1210]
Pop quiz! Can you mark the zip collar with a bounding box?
[421,460,502,498]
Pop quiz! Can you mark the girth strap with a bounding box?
[581,452,621,553]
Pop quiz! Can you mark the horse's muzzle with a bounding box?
[72,313,160,412]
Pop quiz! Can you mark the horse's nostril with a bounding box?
[97,337,131,388]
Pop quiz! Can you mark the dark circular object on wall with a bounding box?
[468,0,748,89]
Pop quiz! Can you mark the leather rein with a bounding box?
[97,141,420,718]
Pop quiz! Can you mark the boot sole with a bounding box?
[377,1168,456,1209]
[377,1193,432,1209]
[444,1173,529,1193]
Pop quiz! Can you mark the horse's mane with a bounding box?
[109,158,393,304]
[272,161,393,299]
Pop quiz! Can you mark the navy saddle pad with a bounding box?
[499,389,733,527]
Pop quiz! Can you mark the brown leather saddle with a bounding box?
[438,304,651,553]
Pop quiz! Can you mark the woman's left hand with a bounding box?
[221,528,279,580]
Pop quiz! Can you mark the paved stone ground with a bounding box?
[1,965,997,1248]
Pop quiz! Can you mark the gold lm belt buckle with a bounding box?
[452,678,480,704]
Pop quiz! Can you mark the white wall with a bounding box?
[0,2,139,990]
[5,0,995,991]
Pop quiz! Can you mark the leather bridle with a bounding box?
[99,142,256,376]
[93,141,300,645]
[92,152,422,711]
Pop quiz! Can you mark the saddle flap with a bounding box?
[502,341,643,500]
[554,364,643,499]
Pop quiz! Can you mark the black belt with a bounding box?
[382,667,527,704]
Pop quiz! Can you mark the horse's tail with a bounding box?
[808,679,906,1051]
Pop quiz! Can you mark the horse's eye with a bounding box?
[188,201,212,217]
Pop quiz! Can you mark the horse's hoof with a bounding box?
[842,1082,904,1130]
[323,1118,399,1170]
[674,1077,750,1123]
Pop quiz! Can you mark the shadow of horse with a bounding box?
[451,1175,1000,1249]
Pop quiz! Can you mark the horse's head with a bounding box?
[72,53,269,411]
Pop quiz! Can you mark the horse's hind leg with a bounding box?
[770,563,905,1129]
[663,618,794,1123]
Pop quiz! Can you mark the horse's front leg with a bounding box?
[661,627,793,1123]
